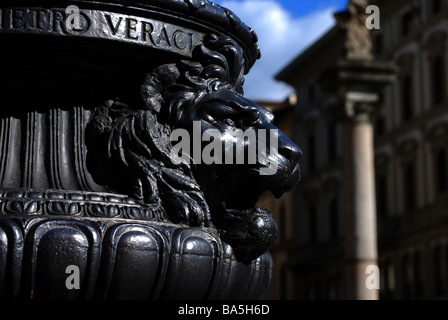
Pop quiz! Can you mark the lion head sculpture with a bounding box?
[86,34,302,264]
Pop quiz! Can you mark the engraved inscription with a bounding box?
[125,18,138,40]
[1,8,90,33]
[173,30,191,50]
[12,8,25,29]
[0,7,203,57]
[105,14,121,35]
[103,14,195,52]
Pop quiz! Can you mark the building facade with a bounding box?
[272,0,448,299]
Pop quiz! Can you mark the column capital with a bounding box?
[319,59,396,123]
[344,91,379,122]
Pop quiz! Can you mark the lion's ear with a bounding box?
[141,64,180,113]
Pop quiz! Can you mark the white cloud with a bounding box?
[214,0,337,101]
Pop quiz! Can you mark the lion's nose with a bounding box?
[278,135,302,167]
[277,134,302,190]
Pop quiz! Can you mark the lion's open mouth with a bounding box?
[223,183,262,211]
[216,180,280,264]
[221,181,284,214]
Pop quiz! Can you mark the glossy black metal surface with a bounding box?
[0,0,301,299]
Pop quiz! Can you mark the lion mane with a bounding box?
[86,34,280,263]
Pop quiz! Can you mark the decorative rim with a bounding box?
[0,189,167,222]
[0,0,260,72]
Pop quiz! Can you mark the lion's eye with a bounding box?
[222,119,236,126]
[244,118,260,127]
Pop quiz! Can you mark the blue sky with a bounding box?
[212,0,349,101]
[276,0,347,18]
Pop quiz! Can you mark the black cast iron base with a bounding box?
[0,188,272,300]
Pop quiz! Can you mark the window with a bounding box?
[327,275,337,300]
[374,33,383,55]
[280,266,287,300]
[279,204,286,241]
[307,134,316,172]
[308,279,319,300]
[433,244,446,296]
[427,122,448,196]
[375,115,386,136]
[329,197,338,240]
[435,148,448,194]
[308,84,315,104]
[432,55,445,106]
[309,205,317,243]
[402,253,413,299]
[402,11,413,36]
[387,261,396,298]
[432,0,443,15]
[403,162,417,213]
[380,260,395,300]
[334,273,343,300]
[413,251,424,299]
[376,175,388,217]
[401,74,413,121]
[327,123,337,162]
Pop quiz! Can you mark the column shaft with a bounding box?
[345,120,378,300]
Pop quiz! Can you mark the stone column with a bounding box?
[343,92,380,300]
[323,0,396,300]
[323,61,395,300]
